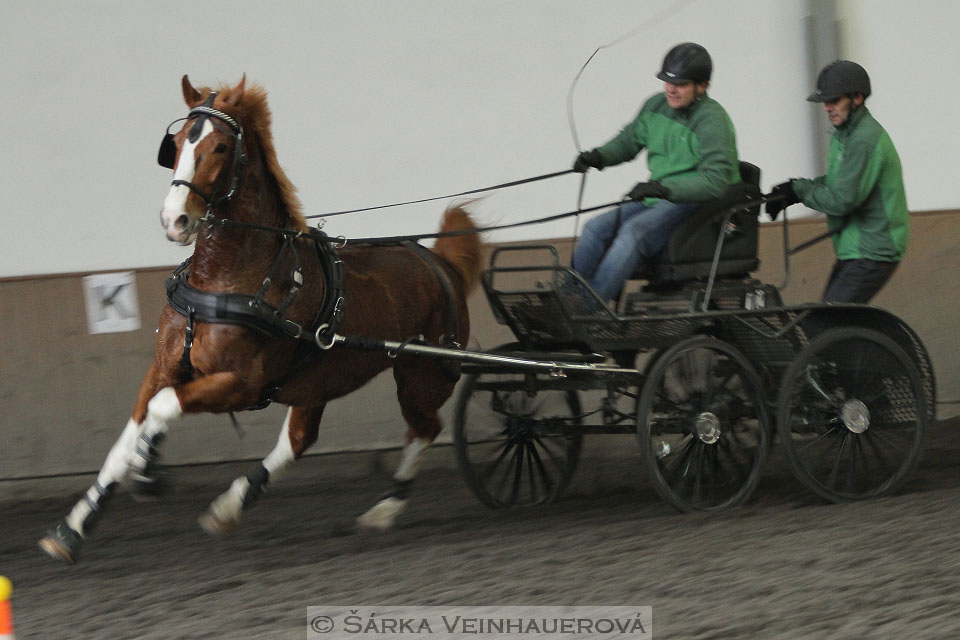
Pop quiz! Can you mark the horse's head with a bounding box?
[158,75,247,244]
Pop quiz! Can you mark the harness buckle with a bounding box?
[286,320,303,340]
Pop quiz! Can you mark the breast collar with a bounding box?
[164,230,346,349]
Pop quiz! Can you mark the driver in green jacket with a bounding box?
[572,42,740,303]
[767,60,908,303]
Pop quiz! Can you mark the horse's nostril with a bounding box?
[176,215,189,230]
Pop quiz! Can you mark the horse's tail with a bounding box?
[432,205,483,294]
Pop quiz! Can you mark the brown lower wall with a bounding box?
[1,210,957,479]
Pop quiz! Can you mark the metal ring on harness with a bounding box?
[314,324,337,350]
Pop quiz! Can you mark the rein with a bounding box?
[305,169,575,219]
[198,200,622,248]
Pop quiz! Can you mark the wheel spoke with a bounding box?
[778,327,927,502]
[641,339,767,512]
[861,429,896,475]
[531,434,565,475]
[479,438,517,482]
[826,430,849,490]
[844,433,859,493]
[716,434,751,486]
[662,435,697,489]
[796,422,843,454]
[691,444,705,505]
[527,439,556,499]
[455,362,583,509]
[508,444,524,504]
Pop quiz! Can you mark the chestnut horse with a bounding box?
[39,75,482,563]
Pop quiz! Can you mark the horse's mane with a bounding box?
[205,82,307,232]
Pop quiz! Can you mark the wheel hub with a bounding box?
[695,412,721,444]
[841,399,870,433]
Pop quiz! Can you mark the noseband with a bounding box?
[158,92,246,211]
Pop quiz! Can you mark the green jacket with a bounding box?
[793,106,908,262]
[595,92,740,204]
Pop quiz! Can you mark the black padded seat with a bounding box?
[635,161,762,285]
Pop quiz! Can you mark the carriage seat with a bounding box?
[635,161,762,285]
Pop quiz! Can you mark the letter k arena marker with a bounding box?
[0,576,14,640]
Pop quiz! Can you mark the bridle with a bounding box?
[158,92,247,212]
[157,93,348,407]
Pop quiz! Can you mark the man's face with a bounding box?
[664,81,705,109]
[823,94,864,127]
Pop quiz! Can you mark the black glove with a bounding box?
[626,181,669,201]
[765,180,800,219]
[573,149,604,173]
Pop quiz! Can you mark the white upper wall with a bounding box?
[837,0,959,212]
[0,0,955,277]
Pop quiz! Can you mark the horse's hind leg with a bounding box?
[356,364,454,531]
[199,404,324,536]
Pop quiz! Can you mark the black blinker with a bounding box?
[158,133,177,169]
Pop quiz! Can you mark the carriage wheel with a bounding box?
[637,336,768,512]
[777,327,927,502]
[453,344,583,509]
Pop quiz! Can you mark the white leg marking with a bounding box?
[356,497,408,532]
[65,418,139,536]
[263,408,296,479]
[394,437,431,482]
[127,387,182,480]
[356,438,432,531]
[200,476,251,536]
[139,386,182,444]
[145,387,184,429]
[201,408,295,535]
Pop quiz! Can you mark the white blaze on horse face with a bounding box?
[160,119,215,243]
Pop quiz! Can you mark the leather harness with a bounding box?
[159,98,463,408]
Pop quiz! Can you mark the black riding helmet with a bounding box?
[807,60,871,102]
[656,42,712,84]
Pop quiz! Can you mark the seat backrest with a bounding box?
[641,161,762,284]
[739,161,761,189]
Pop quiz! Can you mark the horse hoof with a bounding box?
[199,511,236,537]
[38,521,81,564]
[356,497,407,532]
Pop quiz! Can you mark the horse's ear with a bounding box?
[224,74,246,107]
[182,75,202,107]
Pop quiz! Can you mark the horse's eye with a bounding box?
[214,143,228,154]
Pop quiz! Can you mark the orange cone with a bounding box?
[0,576,13,640]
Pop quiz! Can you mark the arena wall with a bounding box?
[1,210,957,480]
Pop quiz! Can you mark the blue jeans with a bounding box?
[573,200,698,301]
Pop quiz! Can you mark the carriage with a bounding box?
[39,78,933,564]
[449,161,934,512]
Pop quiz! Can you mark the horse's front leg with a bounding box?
[199,404,325,536]
[38,362,168,563]
[39,371,248,563]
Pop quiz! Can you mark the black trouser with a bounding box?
[822,258,898,303]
